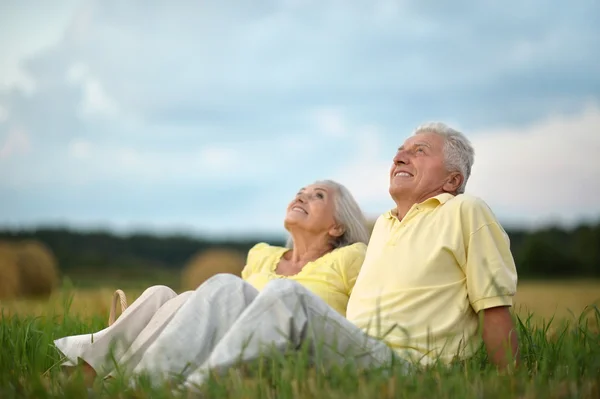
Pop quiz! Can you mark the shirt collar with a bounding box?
[384,193,455,219]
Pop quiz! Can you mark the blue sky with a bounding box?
[1,0,599,238]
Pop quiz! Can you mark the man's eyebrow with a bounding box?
[398,142,431,151]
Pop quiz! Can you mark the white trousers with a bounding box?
[54,274,404,389]
[178,274,401,390]
[53,285,193,377]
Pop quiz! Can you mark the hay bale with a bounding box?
[181,248,246,291]
[13,240,60,298]
[0,244,20,300]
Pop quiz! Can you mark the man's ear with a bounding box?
[443,172,463,194]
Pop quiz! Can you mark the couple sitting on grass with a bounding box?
[54,122,519,392]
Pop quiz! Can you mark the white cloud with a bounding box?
[66,62,119,118]
[313,107,347,137]
[0,105,7,123]
[280,133,315,152]
[0,0,79,91]
[333,103,600,225]
[0,128,31,160]
[81,78,118,118]
[199,146,238,170]
[467,102,600,225]
[53,141,260,185]
[68,139,93,159]
[332,125,395,214]
[66,62,89,84]
[0,66,36,95]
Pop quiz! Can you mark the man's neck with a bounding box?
[393,190,448,220]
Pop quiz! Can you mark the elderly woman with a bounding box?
[54,179,369,382]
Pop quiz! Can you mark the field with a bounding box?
[1,279,599,398]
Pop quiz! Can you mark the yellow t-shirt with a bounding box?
[346,193,518,365]
[242,242,367,317]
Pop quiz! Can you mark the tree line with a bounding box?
[1,220,599,279]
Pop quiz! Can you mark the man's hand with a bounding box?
[481,306,519,370]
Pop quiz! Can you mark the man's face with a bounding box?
[389,132,454,202]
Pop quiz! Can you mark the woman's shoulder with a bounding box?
[326,243,367,286]
[249,242,286,254]
[330,242,367,263]
[247,242,286,264]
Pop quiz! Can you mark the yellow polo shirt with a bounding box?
[242,242,366,317]
[346,193,518,365]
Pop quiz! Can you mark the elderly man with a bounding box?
[181,122,518,389]
[346,122,519,368]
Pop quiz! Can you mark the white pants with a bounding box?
[53,285,193,377]
[185,275,402,390]
[54,274,404,389]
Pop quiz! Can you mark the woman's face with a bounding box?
[284,184,340,238]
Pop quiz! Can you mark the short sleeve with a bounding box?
[460,200,518,313]
[337,243,367,295]
[241,242,269,280]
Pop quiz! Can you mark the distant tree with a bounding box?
[570,225,596,276]
[516,231,582,277]
[1,220,598,280]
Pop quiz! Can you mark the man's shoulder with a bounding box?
[444,193,492,211]
[443,194,502,229]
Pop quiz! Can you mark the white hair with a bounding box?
[286,179,370,249]
[413,122,475,194]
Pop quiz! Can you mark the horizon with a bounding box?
[1,211,598,242]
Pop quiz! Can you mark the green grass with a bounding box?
[1,295,599,399]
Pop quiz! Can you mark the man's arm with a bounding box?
[481,305,519,369]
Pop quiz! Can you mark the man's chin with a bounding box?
[389,183,407,195]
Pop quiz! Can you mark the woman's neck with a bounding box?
[286,235,332,263]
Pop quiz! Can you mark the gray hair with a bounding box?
[286,179,370,249]
[413,122,475,194]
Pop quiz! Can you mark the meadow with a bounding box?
[1,279,599,398]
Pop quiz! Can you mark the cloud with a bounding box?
[0,104,7,123]
[312,107,347,137]
[198,146,238,170]
[59,142,250,185]
[333,125,393,208]
[11,0,593,133]
[67,138,92,160]
[0,0,80,92]
[0,128,31,160]
[467,102,600,227]
[66,62,119,118]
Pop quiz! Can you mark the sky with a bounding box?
[1,0,599,239]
